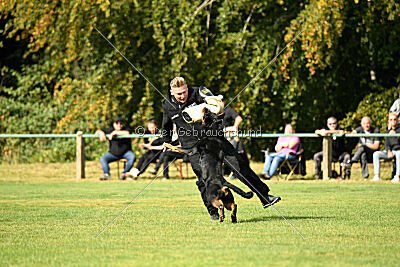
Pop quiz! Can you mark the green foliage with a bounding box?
[340,85,398,132]
[0,0,399,162]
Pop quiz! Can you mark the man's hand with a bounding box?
[164,143,181,153]
[95,130,107,142]
[108,131,117,140]
[388,150,394,158]
[138,143,150,149]
[315,129,326,136]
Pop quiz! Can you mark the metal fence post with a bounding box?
[322,135,332,180]
[76,131,85,179]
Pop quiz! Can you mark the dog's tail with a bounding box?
[223,182,253,199]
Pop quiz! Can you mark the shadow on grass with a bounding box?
[239,215,334,223]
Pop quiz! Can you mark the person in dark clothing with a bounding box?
[128,119,162,178]
[95,117,136,180]
[222,105,248,178]
[372,113,400,182]
[313,116,351,179]
[158,76,280,219]
[223,105,243,133]
[350,116,380,180]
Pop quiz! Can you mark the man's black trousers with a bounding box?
[188,138,271,215]
[136,150,160,172]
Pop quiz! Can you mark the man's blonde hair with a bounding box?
[170,77,186,89]
[389,112,398,119]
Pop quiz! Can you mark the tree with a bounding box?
[0,0,399,162]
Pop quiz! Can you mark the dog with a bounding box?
[166,108,253,223]
[200,108,254,222]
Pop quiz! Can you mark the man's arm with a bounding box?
[108,129,131,140]
[95,129,107,142]
[353,127,362,148]
[366,141,380,150]
[315,128,326,136]
[233,115,243,129]
[160,105,173,143]
[315,129,346,136]
[225,115,243,132]
[366,128,380,150]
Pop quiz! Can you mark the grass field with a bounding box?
[1,160,400,266]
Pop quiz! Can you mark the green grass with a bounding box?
[1,161,400,266]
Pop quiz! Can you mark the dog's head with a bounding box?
[201,108,224,131]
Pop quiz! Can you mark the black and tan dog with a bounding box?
[166,108,253,223]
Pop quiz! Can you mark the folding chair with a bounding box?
[173,155,191,179]
[276,143,305,181]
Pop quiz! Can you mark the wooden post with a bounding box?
[76,131,85,179]
[322,135,332,180]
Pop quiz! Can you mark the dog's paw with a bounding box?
[244,191,254,199]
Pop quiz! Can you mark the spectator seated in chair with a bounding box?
[349,116,380,180]
[127,119,163,178]
[372,113,400,183]
[95,117,136,181]
[259,123,300,179]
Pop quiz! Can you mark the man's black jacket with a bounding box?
[101,126,132,157]
[157,86,221,148]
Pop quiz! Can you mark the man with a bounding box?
[372,113,400,182]
[95,117,136,180]
[159,77,280,219]
[350,116,380,180]
[313,117,350,179]
[222,103,248,178]
[223,103,243,133]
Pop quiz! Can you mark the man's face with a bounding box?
[113,121,123,130]
[361,118,371,131]
[170,84,188,103]
[327,119,338,131]
[389,115,397,129]
[147,122,157,134]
